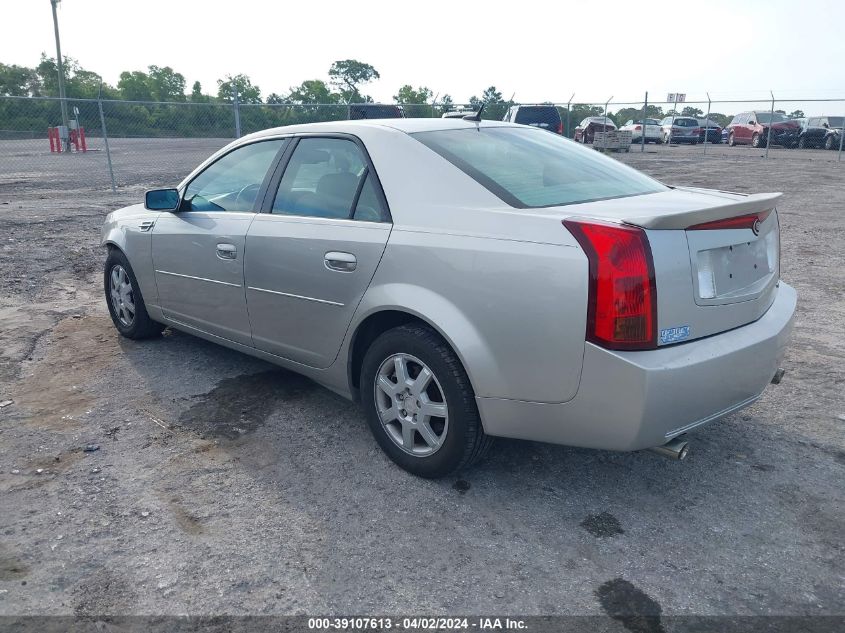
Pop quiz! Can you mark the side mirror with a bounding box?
[145,188,180,211]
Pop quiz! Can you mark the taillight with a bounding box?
[563,219,658,350]
[687,209,771,231]
[558,122,564,134]
[635,125,642,131]
[693,128,702,135]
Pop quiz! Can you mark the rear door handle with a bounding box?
[216,243,237,260]
[324,251,357,272]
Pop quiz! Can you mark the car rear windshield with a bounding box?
[513,106,562,127]
[412,127,666,208]
[673,118,698,127]
[755,112,788,124]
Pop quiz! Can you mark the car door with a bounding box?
[152,138,287,345]
[244,135,392,368]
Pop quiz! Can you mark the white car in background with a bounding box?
[621,118,662,143]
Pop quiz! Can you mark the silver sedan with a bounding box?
[101,118,796,477]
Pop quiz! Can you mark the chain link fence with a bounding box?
[1,94,843,195]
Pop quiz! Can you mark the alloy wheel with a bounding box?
[109,264,136,327]
[374,353,449,456]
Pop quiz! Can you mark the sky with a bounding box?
[2,0,845,114]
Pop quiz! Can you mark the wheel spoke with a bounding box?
[110,289,121,306]
[377,374,398,397]
[393,356,410,387]
[379,404,399,424]
[420,397,447,419]
[416,420,440,448]
[411,366,432,395]
[124,298,135,315]
[401,421,415,449]
[111,268,120,289]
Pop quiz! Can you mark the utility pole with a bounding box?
[50,0,71,152]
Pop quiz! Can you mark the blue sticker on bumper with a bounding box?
[660,325,691,344]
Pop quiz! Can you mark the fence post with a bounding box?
[839,108,844,162]
[703,92,711,156]
[97,91,116,193]
[765,91,774,158]
[641,92,648,152]
[233,86,241,138]
[565,94,574,138]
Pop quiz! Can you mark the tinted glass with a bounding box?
[273,138,367,219]
[183,140,284,212]
[674,118,698,127]
[349,105,403,119]
[827,117,844,127]
[755,112,788,124]
[413,127,666,209]
[352,173,387,222]
[513,106,562,130]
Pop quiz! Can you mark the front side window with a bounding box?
[413,127,666,209]
[182,140,285,212]
[273,137,377,220]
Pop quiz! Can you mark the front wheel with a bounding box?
[360,324,492,478]
[728,132,736,146]
[104,249,164,339]
[825,135,835,150]
[752,132,765,148]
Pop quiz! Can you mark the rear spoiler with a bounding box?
[623,191,782,230]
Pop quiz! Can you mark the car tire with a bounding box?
[360,324,493,478]
[825,135,835,150]
[798,136,806,149]
[104,248,164,340]
[728,132,736,147]
[752,132,765,148]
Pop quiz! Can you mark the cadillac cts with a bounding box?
[101,118,796,477]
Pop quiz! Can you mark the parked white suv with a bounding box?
[620,118,662,143]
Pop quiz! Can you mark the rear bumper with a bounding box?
[477,282,796,451]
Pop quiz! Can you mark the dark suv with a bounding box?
[726,111,800,148]
[349,104,404,120]
[814,116,844,150]
[503,105,564,134]
[795,118,828,149]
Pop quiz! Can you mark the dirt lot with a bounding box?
[0,139,843,621]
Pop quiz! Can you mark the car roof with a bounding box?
[244,117,519,139]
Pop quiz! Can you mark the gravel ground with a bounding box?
[0,140,843,621]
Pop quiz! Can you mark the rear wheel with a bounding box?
[825,135,835,150]
[798,136,806,149]
[728,132,736,146]
[360,324,492,478]
[104,249,164,340]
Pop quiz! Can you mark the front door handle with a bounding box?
[216,243,237,260]
[324,251,357,272]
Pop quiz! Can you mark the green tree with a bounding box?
[37,55,114,99]
[189,80,209,102]
[681,106,704,117]
[788,109,804,118]
[393,85,433,104]
[328,59,379,103]
[614,105,665,125]
[468,86,510,120]
[217,74,261,103]
[266,92,286,104]
[147,65,186,101]
[0,63,41,96]
[286,79,339,104]
[118,70,153,101]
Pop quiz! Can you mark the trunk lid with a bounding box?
[561,187,781,345]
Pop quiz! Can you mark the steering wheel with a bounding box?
[234,183,262,209]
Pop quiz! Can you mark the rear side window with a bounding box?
[271,137,388,222]
[413,127,666,209]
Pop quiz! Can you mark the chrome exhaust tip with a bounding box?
[771,367,785,384]
[649,437,690,461]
